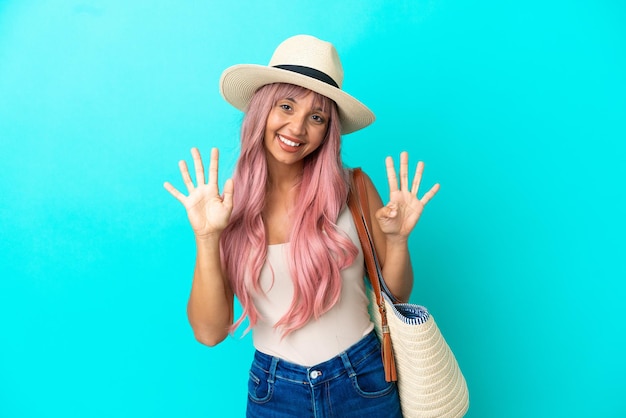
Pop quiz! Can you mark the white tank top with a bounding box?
[251,207,374,366]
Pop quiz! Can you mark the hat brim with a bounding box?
[220,64,375,135]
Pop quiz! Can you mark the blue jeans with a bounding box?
[246,331,402,418]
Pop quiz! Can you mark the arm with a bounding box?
[164,147,235,346]
[187,234,234,346]
[362,152,440,302]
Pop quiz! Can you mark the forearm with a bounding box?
[187,234,234,346]
[380,238,414,302]
[360,154,437,303]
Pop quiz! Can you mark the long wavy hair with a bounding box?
[220,82,359,335]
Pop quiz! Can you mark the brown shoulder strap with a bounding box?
[347,169,381,303]
[348,168,397,382]
[354,168,373,233]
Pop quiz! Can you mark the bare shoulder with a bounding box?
[356,169,384,208]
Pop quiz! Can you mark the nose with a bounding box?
[287,113,307,136]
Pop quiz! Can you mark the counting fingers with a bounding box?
[179,159,196,194]
[411,161,424,196]
[163,181,185,203]
[207,147,220,189]
[386,152,439,206]
[385,156,399,193]
[421,183,440,207]
[399,151,409,191]
[191,147,206,186]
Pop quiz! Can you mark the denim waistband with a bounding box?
[252,331,380,387]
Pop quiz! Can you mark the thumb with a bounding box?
[222,179,234,209]
[376,202,398,220]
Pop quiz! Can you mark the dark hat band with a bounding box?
[272,64,339,88]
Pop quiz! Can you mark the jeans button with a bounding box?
[309,370,322,379]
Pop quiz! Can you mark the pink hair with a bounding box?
[220,83,358,335]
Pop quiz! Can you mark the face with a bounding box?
[263,91,329,170]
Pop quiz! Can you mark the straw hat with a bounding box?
[219,35,375,134]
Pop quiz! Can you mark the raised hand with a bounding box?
[163,147,234,240]
[375,152,439,241]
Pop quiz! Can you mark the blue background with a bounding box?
[1,1,625,417]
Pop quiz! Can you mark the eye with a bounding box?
[311,114,326,124]
[279,103,292,111]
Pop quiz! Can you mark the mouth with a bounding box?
[278,135,302,147]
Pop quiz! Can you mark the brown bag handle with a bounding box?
[348,168,397,382]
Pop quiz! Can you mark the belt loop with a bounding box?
[268,356,279,384]
[340,352,356,378]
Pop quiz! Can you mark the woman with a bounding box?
[164,35,439,417]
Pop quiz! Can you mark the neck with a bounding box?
[267,170,301,196]
[266,159,304,194]
[263,163,302,244]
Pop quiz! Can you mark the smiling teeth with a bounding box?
[279,135,301,147]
